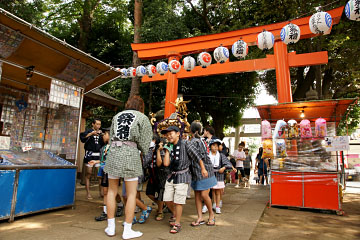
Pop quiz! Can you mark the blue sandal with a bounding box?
[138,206,152,224]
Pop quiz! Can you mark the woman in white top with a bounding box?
[231,142,246,188]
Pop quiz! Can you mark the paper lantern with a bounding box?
[232,40,248,58]
[273,120,287,139]
[182,56,196,71]
[156,62,168,75]
[345,0,360,21]
[300,119,312,138]
[120,68,128,78]
[315,118,327,137]
[136,65,146,77]
[261,120,272,139]
[287,119,299,138]
[213,45,229,63]
[168,59,181,74]
[146,65,157,78]
[281,23,301,44]
[262,139,274,159]
[309,11,332,34]
[257,30,274,50]
[197,52,212,68]
[127,67,136,78]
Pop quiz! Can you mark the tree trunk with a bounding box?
[212,116,225,140]
[322,67,333,99]
[77,0,100,51]
[129,0,142,97]
[293,66,316,101]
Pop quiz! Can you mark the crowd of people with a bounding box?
[80,96,269,239]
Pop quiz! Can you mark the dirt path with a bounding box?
[250,193,360,240]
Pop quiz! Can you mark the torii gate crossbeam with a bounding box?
[131,6,344,118]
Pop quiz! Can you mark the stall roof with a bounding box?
[84,88,123,109]
[256,99,357,125]
[0,8,121,92]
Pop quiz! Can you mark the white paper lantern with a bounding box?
[345,0,360,21]
[309,11,332,34]
[213,45,229,63]
[136,65,146,77]
[120,68,128,78]
[146,65,157,78]
[156,62,168,75]
[197,52,212,68]
[232,40,248,58]
[281,23,301,44]
[182,56,196,72]
[168,59,181,74]
[127,67,137,78]
[257,30,274,50]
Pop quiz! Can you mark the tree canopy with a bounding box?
[1,0,359,134]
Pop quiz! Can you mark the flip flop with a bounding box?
[191,220,205,227]
[206,218,215,226]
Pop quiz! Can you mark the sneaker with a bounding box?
[95,211,107,221]
[235,185,240,188]
[202,205,208,213]
[135,206,140,213]
[116,206,123,217]
[219,200,223,208]
[212,203,216,210]
[215,207,221,214]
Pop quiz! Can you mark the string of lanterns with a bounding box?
[115,0,359,79]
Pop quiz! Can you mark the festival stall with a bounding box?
[0,8,120,222]
[256,99,356,214]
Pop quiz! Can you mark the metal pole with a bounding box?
[72,89,84,209]
[9,169,20,223]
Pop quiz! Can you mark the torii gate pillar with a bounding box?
[165,53,181,118]
[274,41,292,103]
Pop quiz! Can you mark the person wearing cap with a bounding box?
[160,125,208,233]
[103,96,152,240]
[188,121,217,227]
[209,139,235,214]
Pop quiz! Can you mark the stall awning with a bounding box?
[256,99,357,125]
[0,8,120,92]
[84,88,123,109]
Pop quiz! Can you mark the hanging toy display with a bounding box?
[315,118,327,137]
[127,67,136,78]
[197,52,212,68]
[309,11,333,34]
[146,65,157,78]
[262,139,274,159]
[136,65,146,77]
[345,0,360,21]
[300,119,312,138]
[156,62,168,75]
[182,56,196,71]
[275,139,287,157]
[168,59,181,74]
[120,68,128,78]
[261,120,272,139]
[232,39,248,59]
[213,45,229,63]
[281,23,301,45]
[287,119,299,138]
[273,120,287,139]
[257,30,275,50]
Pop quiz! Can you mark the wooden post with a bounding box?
[274,41,292,103]
[164,54,181,118]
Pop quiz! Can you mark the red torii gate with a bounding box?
[131,6,344,118]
